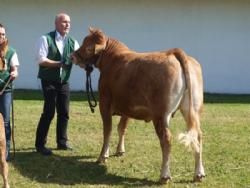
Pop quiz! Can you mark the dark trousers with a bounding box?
[35,80,70,148]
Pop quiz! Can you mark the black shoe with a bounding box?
[36,147,52,156]
[57,144,73,150]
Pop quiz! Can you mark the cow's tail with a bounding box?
[178,130,200,153]
[168,48,200,153]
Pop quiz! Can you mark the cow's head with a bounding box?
[0,39,8,71]
[72,27,106,69]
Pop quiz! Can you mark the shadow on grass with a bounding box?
[11,150,158,187]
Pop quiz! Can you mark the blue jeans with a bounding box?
[0,91,12,159]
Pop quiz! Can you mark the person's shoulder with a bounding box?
[38,31,55,45]
[5,46,16,58]
[37,35,47,46]
[44,31,55,38]
[7,46,16,53]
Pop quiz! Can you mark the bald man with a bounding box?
[35,13,79,155]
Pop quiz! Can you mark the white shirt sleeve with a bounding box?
[35,35,48,64]
[10,52,20,67]
[74,40,80,50]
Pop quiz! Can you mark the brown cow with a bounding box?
[72,28,205,183]
[0,39,9,188]
[0,113,9,188]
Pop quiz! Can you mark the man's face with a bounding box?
[0,27,6,44]
[55,14,71,36]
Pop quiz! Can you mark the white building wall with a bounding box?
[0,0,250,94]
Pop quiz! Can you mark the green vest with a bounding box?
[0,47,15,92]
[38,31,75,82]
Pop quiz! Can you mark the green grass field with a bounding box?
[2,90,250,187]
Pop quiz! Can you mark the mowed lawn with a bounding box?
[2,90,250,188]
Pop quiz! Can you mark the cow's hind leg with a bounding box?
[115,116,129,156]
[179,102,205,181]
[153,115,172,184]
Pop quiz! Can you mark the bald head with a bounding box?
[55,13,71,36]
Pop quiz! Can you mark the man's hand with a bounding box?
[61,59,71,69]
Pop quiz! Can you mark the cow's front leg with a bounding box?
[97,113,112,163]
[153,116,172,184]
[97,97,112,163]
[115,116,129,156]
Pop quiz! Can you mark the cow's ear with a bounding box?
[89,27,94,33]
[89,27,97,34]
[94,43,106,54]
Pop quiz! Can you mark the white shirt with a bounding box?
[36,31,79,64]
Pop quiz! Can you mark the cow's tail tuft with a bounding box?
[178,130,200,153]
[168,48,200,153]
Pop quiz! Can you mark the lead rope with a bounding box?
[11,84,15,159]
[85,64,97,113]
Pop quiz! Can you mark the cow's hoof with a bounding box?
[159,176,172,184]
[96,157,108,164]
[4,183,10,188]
[115,151,125,157]
[193,174,205,182]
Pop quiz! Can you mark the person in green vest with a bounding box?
[35,13,79,156]
[0,23,19,161]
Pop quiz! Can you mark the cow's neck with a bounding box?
[96,38,130,71]
[105,38,129,53]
